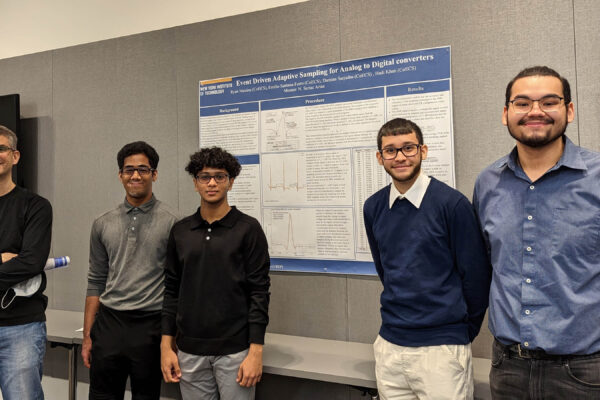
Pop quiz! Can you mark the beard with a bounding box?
[399,162,421,183]
[385,158,422,184]
[507,116,568,148]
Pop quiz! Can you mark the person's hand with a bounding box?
[236,344,263,387]
[1,252,17,263]
[161,336,181,383]
[81,336,92,368]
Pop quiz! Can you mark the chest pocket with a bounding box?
[552,208,600,257]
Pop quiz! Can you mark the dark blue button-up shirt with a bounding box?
[473,137,600,355]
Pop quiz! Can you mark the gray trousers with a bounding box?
[178,348,255,400]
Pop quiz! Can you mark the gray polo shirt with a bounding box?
[87,195,178,311]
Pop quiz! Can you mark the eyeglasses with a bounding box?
[195,173,230,184]
[0,145,15,154]
[379,144,422,160]
[508,95,564,114]
[120,166,155,176]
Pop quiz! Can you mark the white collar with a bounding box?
[388,172,431,209]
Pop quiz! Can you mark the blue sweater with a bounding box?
[363,178,491,346]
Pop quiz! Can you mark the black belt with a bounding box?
[503,343,565,360]
[498,341,600,361]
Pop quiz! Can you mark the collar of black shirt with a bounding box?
[191,206,239,229]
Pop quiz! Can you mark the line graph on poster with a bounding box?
[263,208,317,258]
[262,152,308,206]
[261,108,305,152]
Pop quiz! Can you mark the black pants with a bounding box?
[490,339,600,399]
[89,304,162,400]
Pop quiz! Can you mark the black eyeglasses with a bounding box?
[120,166,155,176]
[195,173,230,184]
[508,95,564,114]
[379,144,422,160]
[0,145,16,154]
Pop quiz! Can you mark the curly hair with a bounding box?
[117,141,159,170]
[185,147,241,178]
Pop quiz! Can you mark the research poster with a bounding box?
[199,46,453,275]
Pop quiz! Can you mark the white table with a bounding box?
[262,333,491,399]
[45,310,492,399]
[46,309,84,400]
[263,332,376,389]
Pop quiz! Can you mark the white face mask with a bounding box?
[12,274,42,297]
[1,256,71,309]
[1,275,42,309]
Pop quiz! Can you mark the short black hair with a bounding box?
[505,66,571,107]
[377,118,424,149]
[117,141,159,170]
[186,147,241,178]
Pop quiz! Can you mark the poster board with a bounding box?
[199,46,453,274]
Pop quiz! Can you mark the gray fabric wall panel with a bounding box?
[268,273,349,340]
[49,30,179,310]
[473,313,493,358]
[0,52,53,117]
[574,0,600,151]
[347,276,381,342]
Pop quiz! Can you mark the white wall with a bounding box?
[0,0,307,59]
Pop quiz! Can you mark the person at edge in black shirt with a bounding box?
[161,146,270,400]
[0,125,52,400]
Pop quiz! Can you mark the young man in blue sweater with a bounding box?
[363,118,491,400]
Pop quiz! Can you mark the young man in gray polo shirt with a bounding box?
[82,141,178,399]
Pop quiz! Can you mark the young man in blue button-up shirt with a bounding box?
[473,66,600,399]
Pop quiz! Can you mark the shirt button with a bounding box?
[208,228,212,232]
[525,309,531,315]
[526,246,532,252]
[206,236,210,240]
[524,342,529,347]
[131,227,135,231]
[527,215,533,220]
[529,185,535,190]
[525,278,532,284]
[133,217,137,220]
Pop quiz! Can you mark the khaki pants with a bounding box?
[374,335,473,400]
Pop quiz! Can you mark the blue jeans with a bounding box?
[490,339,600,399]
[0,321,46,400]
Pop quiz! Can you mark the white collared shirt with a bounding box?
[388,172,431,209]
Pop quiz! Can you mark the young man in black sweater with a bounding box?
[0,125,52,400]
[161,147,270,400]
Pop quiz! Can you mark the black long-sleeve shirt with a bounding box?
[162,206,270,356]
[0,186,52,326]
